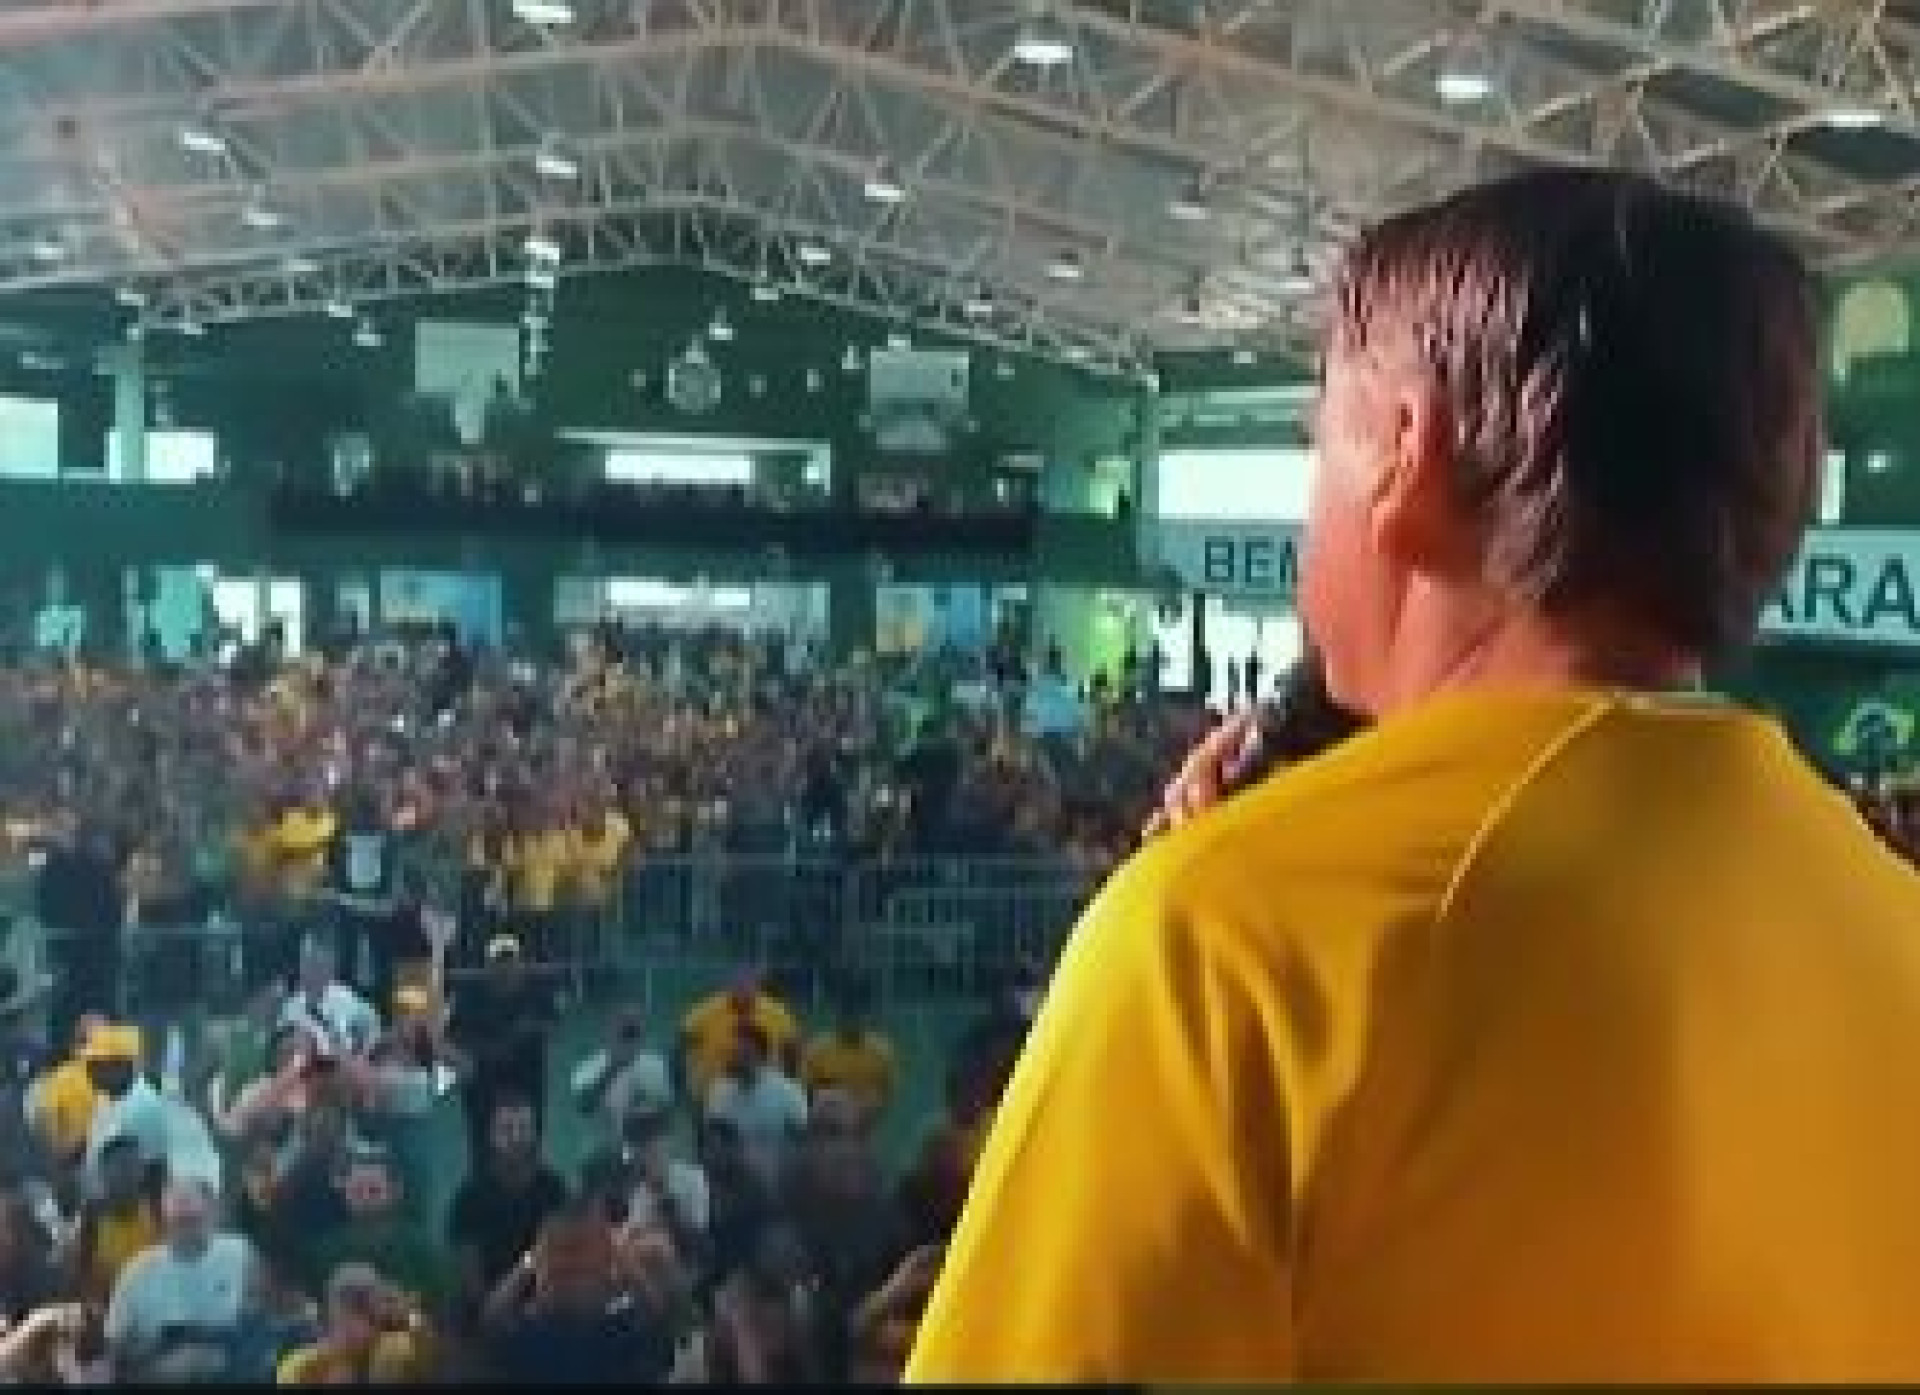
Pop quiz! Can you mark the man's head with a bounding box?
[160,1176,218,1260]
[324,1263,388,1354]
[534,1204,614,1315]
[1303,169,1820,718]
[485,934,525,982]
[339,1150,399,1219]
[488,1094,540,1171]
[80,1024,142,1098]
[730,1023,769,1082]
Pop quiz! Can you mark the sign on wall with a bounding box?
[1154,521,1920,650]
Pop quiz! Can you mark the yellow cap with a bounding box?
[79,1023,143,1063]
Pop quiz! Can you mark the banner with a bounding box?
[1762,529,1920,648]
[1154,522,1920,650]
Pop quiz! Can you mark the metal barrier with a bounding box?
[0,852,1109,1026]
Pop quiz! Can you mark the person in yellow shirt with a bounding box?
[25,1014,106,1168]
[676,972,800,1103]
[566,796,631,997]
[910,171,1920,1384]
[799,980,896,1121]
[266,793,338,901]
[275,1263,432,1384]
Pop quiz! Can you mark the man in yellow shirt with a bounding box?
[911,170,1920,1383]
[676,972,800,1103]
[799,980,896,1121]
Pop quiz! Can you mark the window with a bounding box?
[0,396,58,478]
[106,429,218,483]
[1156,446,1313,523]
[603,578,752,610]
[604,451,754,487]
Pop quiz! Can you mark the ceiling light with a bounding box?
[1435,68,1493,103]
[178,126,228,157]
[886,329,911,351]
[863,166,906,204]
[240,200,284,231]
[1063,344,1091,363]
[281,254,319,277]
[511,0,575,25]
[352,320,383,349]
[1012,18,1076,69]
[841,345,864,373]
[962,290,995,317]
[534,146,580,181]
[114,286,147,309]
[28,237,66,263]
[708,309,735,342]
[1823,103,1885,131]
[1231,346,1257,366]
[526,263,558,291]
[323,296,354,320]
[522,231,562,263]
[797,240,832,266]
[177,319,207,338]
[1167,181,1211,222]
[1045,249,1084,281]
[751,280,781,303]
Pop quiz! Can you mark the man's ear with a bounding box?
[1367,380,1477,576]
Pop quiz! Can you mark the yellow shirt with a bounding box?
[85,1202,160,1300]
[28,1058,101,1161]
[801,1031,898,1114]
[681,992,801,1099]
[276,1331,427,1384]
[268,809,337,897]
[909,689,1920,1383]
[569,815,631,907]
[508,831,570,914]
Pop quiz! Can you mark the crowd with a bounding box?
[0,617,1206,1384]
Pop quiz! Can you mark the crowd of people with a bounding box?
[0,617,1206,1384]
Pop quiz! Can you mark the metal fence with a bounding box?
[2,854,1106,1025]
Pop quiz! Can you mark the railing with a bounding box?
[3,854,1107,1027]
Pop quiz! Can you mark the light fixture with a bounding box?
[1823,103,1885,131]
[751,279,781,303]
[177,319,207,338]
[1012,14,1076,69]
[114,286,147,309]
[534,145,580,181]
[708,309,735,342]
[522,230,562,263]
[841,344,864,373]
[1276,251,1314,296]
[1435,68,1493,103]
[1045,248,1084,281]
[323,296,354,320]
[1063,344,1091,363]
[1231,346,1257,367]
[28,237,66,263]
[352,320,383,349]
[526,263,558,291]
[511,0,575,25]
[178,125,228,157]
[962,289,995,317]
[862,164,906,204]
[797,240,833,267]
[886,328,911,351]
[1167,180,1211,222]
[281,254,320,277]
[240,198,284,231]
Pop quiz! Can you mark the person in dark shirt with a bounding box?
[448,1093,568,1324]
[447,935,555,1168]
[481,1202,674,1384]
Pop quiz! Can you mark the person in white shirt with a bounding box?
[105,1175,253,1382]
[621,1105,710,1240]
[702,1025,807,1190]
[571,1009,671,1146]
[278,939,380,1059]
[78,1025,171,1200]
